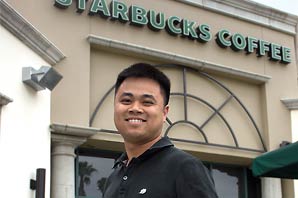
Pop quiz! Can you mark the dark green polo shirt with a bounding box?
[103,137,218,198]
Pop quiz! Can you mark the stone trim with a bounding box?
[175,0,298,35]
[281,98,298,110]
[51,134,88,153]
[50,123,98,138]
[0,1,65,65]
[88,34,271,83]
[0,92,13,106]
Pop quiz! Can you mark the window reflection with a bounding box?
[76,150,120,198]
[212,165,244,198]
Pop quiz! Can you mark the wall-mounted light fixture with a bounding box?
[22,66,63,91]
[30,168,46,198]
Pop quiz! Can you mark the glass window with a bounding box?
[211,164,245,198]
[75,149,121,198]
[75,149,261,198]
[207,163,261,198]
[246,167,262,198]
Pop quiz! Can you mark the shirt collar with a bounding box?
[113,137,173,168]
[146,136,173,152]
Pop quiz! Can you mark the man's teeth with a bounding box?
[129,119,143,123]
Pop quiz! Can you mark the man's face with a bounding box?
[114,77,169,145]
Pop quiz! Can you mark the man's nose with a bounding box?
[128,102,143,114]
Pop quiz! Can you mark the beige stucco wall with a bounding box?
[5,0,297,163]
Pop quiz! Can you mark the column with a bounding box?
[51,134,86,198]
[262,178,282,198]
[50,124,98,198]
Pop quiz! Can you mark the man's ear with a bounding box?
[163,105,169,122]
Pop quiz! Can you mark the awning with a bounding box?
[252,141,298,179]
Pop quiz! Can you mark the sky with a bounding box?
[251,0,298,16]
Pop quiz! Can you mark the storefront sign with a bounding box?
[54,0,291,64]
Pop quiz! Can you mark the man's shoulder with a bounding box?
[162,145,202,164]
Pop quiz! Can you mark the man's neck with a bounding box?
[124,136,162,163]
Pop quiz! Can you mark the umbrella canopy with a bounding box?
[252,141,298,179]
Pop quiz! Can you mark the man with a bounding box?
[103,63,218,198]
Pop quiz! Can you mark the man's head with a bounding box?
[113,63,171,145]
[115,63,171,106]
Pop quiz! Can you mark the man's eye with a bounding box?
[120,99,131,104]
[143,101,154,105]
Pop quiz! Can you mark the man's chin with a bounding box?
[122,134,149,144]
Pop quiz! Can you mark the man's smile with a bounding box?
[125,118,147,123]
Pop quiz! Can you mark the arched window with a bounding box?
[90,64,266,153]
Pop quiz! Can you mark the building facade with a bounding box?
[0,1,64,198]
[1,0,298,198]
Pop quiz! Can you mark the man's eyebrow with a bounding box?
[119,92,156,101]
[120,92,133,97]
[142,94,156,101]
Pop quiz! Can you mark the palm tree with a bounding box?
[97,177,107,195]
[78,161,97,196]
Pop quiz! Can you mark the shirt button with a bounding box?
[123,176,128,180]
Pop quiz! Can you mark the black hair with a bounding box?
[115,63,171,106]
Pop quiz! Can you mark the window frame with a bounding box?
[75,148,122,198]
[205,162,261,198]
[75,148,261,198]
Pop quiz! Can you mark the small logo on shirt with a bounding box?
[138,188,147,194]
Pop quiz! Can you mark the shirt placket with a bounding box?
[118,159,138,198]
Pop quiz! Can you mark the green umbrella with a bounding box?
[252,141,298,179]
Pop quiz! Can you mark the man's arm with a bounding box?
[175,158,218,198]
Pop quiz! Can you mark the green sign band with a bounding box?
[216,29,291,63]
[54,0,291,64]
